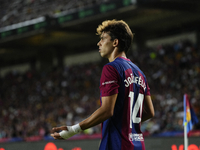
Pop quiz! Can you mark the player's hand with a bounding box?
[50,126,68,140]
[50,124,82,140]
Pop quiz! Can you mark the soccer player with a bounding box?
[51,19,154,150]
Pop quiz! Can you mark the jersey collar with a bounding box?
[117,56,131,61]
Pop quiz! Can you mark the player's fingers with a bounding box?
[50,132,64,140]
[52,126,68,132]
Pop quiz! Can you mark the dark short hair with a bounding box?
[96,19,134,53]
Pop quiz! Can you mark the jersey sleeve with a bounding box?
[100,65,120,97]
[145,81,151,96]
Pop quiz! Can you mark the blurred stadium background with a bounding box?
[0,0,200,150]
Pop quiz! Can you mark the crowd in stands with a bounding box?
[0,0,109,28]
[0,39,200,140]
[0,62,102,138]
[135,40,200,135]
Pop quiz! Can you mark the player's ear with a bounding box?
[113,39,119,47]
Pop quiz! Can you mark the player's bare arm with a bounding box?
[50,93,118,139]
[142,95,154,122]
[80,93,118,130]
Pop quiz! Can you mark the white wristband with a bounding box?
[72,124,82,133]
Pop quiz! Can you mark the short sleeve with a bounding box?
[146,81,151,96]
[100,65,120,97]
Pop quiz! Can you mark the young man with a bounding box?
[51,19,154,150]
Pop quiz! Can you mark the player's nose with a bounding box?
[97,40,101,46]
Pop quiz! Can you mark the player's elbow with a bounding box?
[144,95,155,119]
[149,110,155,118]
[105,110,114,118]
[103,108,115,120]
[142,110,154,122]
[99,107,114,120]
[148,108,155,119]
[144,109,154,120]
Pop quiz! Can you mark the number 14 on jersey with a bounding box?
[129,92,144,128]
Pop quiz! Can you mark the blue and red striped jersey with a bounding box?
[99,57,150,150]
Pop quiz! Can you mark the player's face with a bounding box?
[97,32,114,58]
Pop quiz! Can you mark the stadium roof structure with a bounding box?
[0,0,200,67]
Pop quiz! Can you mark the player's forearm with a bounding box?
[79,107,112,130]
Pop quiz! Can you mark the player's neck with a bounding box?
[108,49,126,62]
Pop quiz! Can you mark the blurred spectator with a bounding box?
[0,0,108,28]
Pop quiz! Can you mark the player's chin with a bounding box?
[100,52,107,58]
